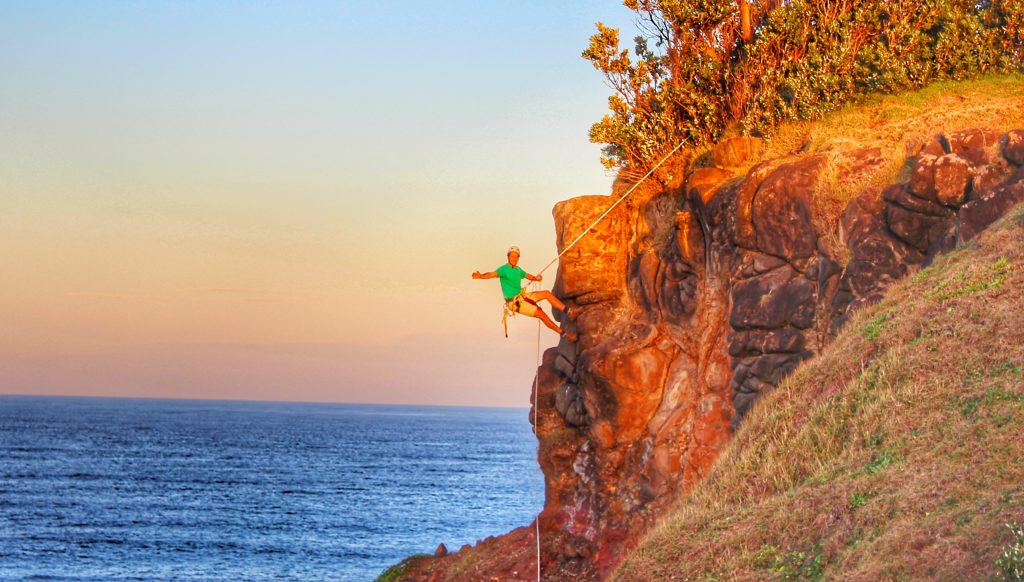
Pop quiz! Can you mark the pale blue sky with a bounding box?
[1,1,638,406]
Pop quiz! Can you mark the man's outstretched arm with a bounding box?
[472,271,497,279]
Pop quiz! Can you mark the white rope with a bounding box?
[536,139,687,278]
[531,282,542,581]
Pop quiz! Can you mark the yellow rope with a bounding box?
[535,139,687,278]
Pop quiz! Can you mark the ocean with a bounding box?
[0,396,544,581]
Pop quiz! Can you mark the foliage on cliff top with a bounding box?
[614,204,1024,580]
[586,0,1024,172]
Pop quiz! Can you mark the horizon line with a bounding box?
[0,391,531,411]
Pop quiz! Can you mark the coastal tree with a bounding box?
[585,0,1024,172]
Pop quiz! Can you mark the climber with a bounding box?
[472,246,579,340]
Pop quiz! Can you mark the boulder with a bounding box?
[553,195,629,301]
[932,154,972,206]
[750,156,823,262]
[958,181,1024,243]
[674,211,705,267]
[730,266,816,330]
[883,184,954,252]
[687,167,734,203]
[728,327,805,357]
[1002,129,1024,166]
[835,192,925,327]
[911,134,949,157]
[884,183,951,217]
[947,128,1001,153]
[909,154,939,200]
[733,161,777,250]
[972,158,1013,199]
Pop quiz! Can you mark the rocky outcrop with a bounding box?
[397,128,1024,581]
[535,127,1024,579]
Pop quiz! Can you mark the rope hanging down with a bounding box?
[532,285,542,582]
[528,139,686,581]
[535,139,688,278]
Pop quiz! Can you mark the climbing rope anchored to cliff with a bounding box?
[470,138,688,341]
[534,138,688,279]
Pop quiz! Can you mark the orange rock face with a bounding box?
[537,182,737,577]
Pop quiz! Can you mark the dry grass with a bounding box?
[761,74,1024,161]
[614,204,1024,581]
[811,147,909,265]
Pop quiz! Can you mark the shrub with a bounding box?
[585,0,1024,171]
[996,523,1024,581]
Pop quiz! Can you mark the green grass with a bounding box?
[926,255,1013,301]
[863,312,888,341]
[374,555,432,582]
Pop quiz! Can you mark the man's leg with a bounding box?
[517,300,577,340]
[526,290,580,319]
[532,309,561,334]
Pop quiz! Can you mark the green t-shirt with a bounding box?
[495,263,527,300]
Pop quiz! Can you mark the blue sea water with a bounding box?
[0,396,544,581]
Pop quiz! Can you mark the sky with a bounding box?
[0,1,638,407]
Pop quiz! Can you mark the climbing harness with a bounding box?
[525,139,687,581]
[501,291,540,337]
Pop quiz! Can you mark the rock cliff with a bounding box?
[391,127,1024,582]
[533,128,1024,578]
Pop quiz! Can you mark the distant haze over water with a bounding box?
[0,396,543,581]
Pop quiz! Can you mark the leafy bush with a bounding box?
[996,523,1024,581]
[585,0,1024,170]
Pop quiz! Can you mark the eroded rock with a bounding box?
[1002,130,1024,166]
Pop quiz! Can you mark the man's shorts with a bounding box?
[507,291,542,317]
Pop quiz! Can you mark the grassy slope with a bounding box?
[614,201,1024,580]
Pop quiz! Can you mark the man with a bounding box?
[472,246,579,340]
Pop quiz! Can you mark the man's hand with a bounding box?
[472,271,481,279]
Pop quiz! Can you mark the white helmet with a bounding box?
[507,246,521,256]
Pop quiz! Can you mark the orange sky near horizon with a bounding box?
[0,1,635,407]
